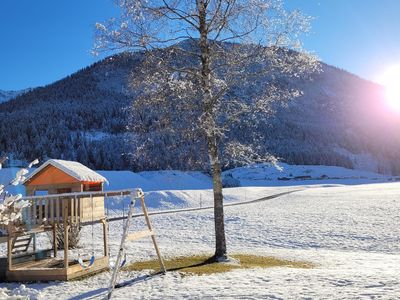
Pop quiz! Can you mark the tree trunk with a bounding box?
[208,135,227,260]
[197,0,227,260]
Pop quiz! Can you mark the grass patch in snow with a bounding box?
[126,254,314,275]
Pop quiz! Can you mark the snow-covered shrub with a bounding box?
[52,224,82,250]
[0,158,38,234]
[0,194,31,233]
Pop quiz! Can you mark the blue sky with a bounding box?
[0,0,399,90]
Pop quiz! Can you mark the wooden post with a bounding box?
[33,200,37,226]
[70,198,74,224]
[63,200,69,269]
[50,198,54,224]
[38,199,43,224]
[56,199,60,224]
[64,224,69,269]
[74,196,78,223]
[32,233,36,252]
[7,235,13,271]
[53,224,58,257]
[102,218,109,257]
[140,196,166,273]
[44,199,49,225]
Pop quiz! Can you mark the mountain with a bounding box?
[0,47,399,173]
[0,89,30,103]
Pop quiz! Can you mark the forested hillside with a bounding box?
[1,46,399,173]
[0,89,29,103]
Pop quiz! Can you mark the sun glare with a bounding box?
[378,65,400,111]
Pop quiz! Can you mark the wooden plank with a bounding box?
[31,201,36,225]
[50,198,54,224]
[80,199,83,223]
[22,189,135,201]
[7,270,68,282]
[63,199,69,269]
[53,224,57,258]
[7,236,13,271]
[10,225,52,236]
[26,201,31,226]
[63,223,69,269]
[44,199,49,225]
[102,219,108,257]
[75,197,78,223]
[38,199,43,224]
[126,230,154,241]
[70,198,74,224]
[13,239,30,245]
[56,200,60,224]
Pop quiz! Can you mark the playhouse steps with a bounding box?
[12,234,33,254]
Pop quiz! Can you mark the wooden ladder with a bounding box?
[12,234,33,254]
[107,189,166,299]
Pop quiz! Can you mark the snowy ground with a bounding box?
[0,162,392,196]
[0,164,399,299]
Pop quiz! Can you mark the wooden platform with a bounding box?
[6,256,109,282]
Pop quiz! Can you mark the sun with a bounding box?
[378,65,400,111]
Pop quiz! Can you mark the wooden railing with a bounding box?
[20,189,136,228]
[23,196,80,227]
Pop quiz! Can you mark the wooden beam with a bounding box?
[31,201,36,226]
[140,196,166,273]
[33,234,36,252]
[7,235,13,271]
[44,199,49,225]
[22,189,136,201]
[126,230,154,241]
[53,224,58,257]
[101,219,109,257]
[38,199,42,224]
[56,200,60,224]
[74,196,79,223]
[63,201,69,269]
[50,198,54,224]
[70,198,74,224]
[63,224,69,269]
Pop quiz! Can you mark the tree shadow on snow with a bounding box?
[68,274,160,300]
[68,286,108,300]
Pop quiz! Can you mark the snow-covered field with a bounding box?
[0,164,399,299]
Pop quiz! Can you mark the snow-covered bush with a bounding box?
[0,158,38,234]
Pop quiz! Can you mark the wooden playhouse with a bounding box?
[0,159,111,281]
[24,159,106,223]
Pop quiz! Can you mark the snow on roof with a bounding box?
[24,159,108,184]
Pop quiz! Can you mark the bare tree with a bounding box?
[94,0,319,261]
